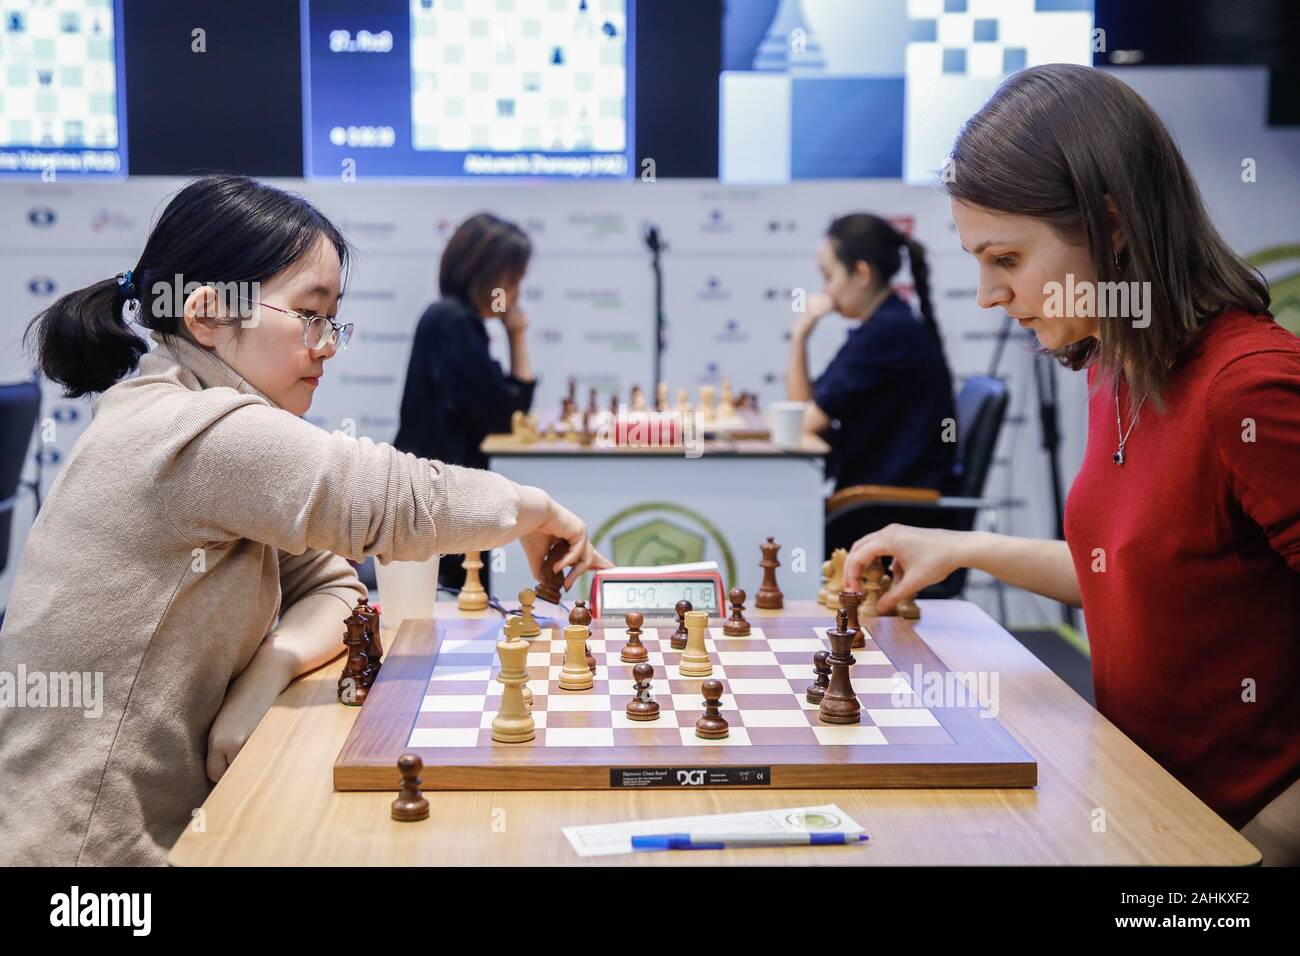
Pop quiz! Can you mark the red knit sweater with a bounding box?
[1064,309,1300,828]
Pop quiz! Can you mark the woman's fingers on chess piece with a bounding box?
[842,524,966,614]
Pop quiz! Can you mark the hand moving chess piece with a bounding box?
[671,599,692,650]
[625,662,660,721]
[621,610,649,663]
[518,588,542,638]
[534,538,568,604]
[756,537,784,609]
[839,589,864,649]
[391,754,430,822]
[723,587,751,636]
[492,626,536,742]
[458,551,489,611]
[806,650,830,704]
[695,679,729,739]
[818,608,861,725]
[678,609,712,677]
[337,610,369,706]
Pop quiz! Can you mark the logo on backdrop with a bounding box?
[27,276,56,296]
[588,501,738,594]
[27,206,56,227]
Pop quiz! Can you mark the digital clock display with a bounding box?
[599,579,721,616]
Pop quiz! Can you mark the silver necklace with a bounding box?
[1113,384,1144,465]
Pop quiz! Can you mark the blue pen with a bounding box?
[632,832,869,850]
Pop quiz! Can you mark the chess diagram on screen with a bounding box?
[409,0,627,153]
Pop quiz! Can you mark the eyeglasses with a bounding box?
[237,296,353,352]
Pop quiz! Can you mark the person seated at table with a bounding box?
[843,65,1299,865]
[394,213,537,592]
[0,176,607,865]
[785,213,956,493]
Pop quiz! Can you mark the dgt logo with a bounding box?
[676,769,706,786]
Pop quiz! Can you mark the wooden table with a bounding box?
[169,600,1261,866]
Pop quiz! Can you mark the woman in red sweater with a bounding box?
[843,64,1300,865]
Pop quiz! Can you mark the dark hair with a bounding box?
[945,63,1270,407]
[826,213,943,352]
[26,175,350,398]
[439,212,532,312]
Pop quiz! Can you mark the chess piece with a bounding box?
[839,589,865,649]
[458,552,489,611]
[756,537,784,609]
[862,559,885,616]
[818,559,834,606]
[671,599,691,650]
[518,588,542,638]
[338,610,370,705]
[568,601,596,671]
[558,622,595,691]
[391,754,430,822]
[625,662,661,721]
[897,594,921,620]
[355,597,384,687]
[806,650,831,704]
[695,679,729,739]
[723,587,751,636]
[656,382,668,413]
[534,538,568,604]
[503,615,533,709]
[819,608,861,724]
[719,378,736,418]
[676,388,690,416]
[678,609,712,677]
[631,384,647,412]
[492,627,536,742]
[698,384,715,420]
[587,387,598,418]
[621,610,649,663]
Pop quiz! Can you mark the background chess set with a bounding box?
[408,622,951,751]
[409,0,627,153]
[0,0,119,149]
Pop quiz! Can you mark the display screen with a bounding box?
[301,0,634,180]
[0,0,127,177]
[600,578,720,615]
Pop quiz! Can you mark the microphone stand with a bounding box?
[643,224,666,390]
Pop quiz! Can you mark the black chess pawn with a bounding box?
[819,608,861,725]
[723,587,751,636]
[806,650,831,704]
[695,678,730,739]
[391,754,430,822]
[621,610,649,663]
[671,599,692,650]
[625,662,661,721]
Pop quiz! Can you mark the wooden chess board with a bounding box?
[333,610,1037,791]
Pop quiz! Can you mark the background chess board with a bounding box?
[0,0,119,148]
[409,0,627,153]
[334,611,1038,790]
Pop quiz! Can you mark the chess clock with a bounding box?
[588,564,725,619]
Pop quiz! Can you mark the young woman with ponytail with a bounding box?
[785,213,956,492]
[0,175,610,865]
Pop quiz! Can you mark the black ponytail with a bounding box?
[902,236,943,350]
[826,212,945,355]
[27,278,149,398]
[25,174,351,398]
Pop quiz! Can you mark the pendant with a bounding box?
[1113,449,1125,465]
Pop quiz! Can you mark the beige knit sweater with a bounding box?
[0,332,519,865]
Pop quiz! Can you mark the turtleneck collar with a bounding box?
[147,330,279,407]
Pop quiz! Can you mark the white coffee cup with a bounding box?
[769,401,807,450]
[373,554,441,627]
